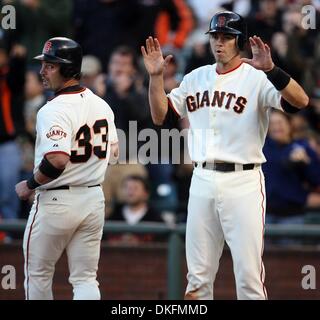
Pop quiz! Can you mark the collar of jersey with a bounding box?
[216,62,243,75]
[49,85,86,101]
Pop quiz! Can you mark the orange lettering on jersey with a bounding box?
[186,95,197,112]
[211,91,225,107]
[233,96,247,114]
[46,125,67,140]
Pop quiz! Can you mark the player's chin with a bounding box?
[213,53,225,62]
[42,80,50,89]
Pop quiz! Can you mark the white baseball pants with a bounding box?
[185,166,267,300]
[23,186,105,300]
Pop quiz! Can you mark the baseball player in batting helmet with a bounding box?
[16,37,119,300]
[142,10,309,299]
[205,11,247,50]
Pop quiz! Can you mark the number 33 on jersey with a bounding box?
[34,86,118,189]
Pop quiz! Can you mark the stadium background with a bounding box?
[1,0,320,299]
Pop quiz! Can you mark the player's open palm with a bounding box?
[241,36,274,72]
[141,37,172,76]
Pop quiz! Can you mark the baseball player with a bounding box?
[141,11,309,299]
[15,37,119,300]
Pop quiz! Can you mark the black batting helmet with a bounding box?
[34,37,82,79]
[206,11,247,50]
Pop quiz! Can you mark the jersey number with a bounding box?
[70,119,108,163]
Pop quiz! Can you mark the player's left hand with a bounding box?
[241,36,274,72]
[15,180,34,200]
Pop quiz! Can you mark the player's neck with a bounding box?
[216,55,242,74]
[55,79,80,94]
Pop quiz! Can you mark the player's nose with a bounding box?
[39,63,46,76]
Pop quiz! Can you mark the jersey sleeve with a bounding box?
[166,76,189,119]
[36,106,73,157]
[258,73,284,111]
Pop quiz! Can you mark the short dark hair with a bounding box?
[123,175,150,193]
[110,45,139,70]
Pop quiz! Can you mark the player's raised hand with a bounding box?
[241,36,274,71]
[141,37,172,76]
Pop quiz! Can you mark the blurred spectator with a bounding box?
[100,47,179,218]
[280,4,320,86]
[248,0,283,43]
[99,45,150,159]
[73,0,194,69]
[263,110,320,224]
[73,0,140,70]
[0,40,26,221]
[184,32,213,74]
[106,175,165,244]
[303,89,320,134]
[153,0,194,51]
[144,52,181,216]
[80,55,102,91]
[290,113,311,140]
[271,31,304,83]
[18,68,46,219]
[9,0,72,63]
[163,52,181,93]
[307,131,320,158]
[103,163,148,217]
[24,69,46,138]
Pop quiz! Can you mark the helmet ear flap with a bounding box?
[236,35,245,50]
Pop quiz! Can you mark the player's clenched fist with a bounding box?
[141,36,173,76]
[15,180,34,200]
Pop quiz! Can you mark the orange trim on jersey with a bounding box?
[0,80,15,135]
[259,170,268,299]
[44,151,70,157]
[167,97,181,118]
[216,62,243,75]
[48,87,86,101]
[59,87,86,95]
[26,194,40,300]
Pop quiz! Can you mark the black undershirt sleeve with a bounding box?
[280,97,301,114]
[162,103,180,127]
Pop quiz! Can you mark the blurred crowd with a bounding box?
[1,0,320,243]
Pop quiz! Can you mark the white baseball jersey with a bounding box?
[34,86,118,189]
[167,62,284,164]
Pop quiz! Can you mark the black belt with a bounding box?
[46,184,100,191]
[194,162,256,172]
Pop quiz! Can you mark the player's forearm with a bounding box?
[27,154,70,189]
[280,78,309,109]
[149,75,168,125]
[34,170,54,185]
[265,65,309,109]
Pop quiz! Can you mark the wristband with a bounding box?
[26,175,41,190]
[265,65,290,91]
[39,156,65,179]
